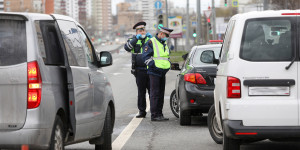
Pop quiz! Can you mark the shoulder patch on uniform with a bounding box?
[148,40,152,44]
[145,46,148,52]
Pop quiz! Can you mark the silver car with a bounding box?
[0,12,115,150]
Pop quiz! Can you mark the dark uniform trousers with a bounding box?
[135,69,150,113]
[149,74,166,118]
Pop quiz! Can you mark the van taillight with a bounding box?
[227,77,241,98]
[184,73,207,84]
[27,61,42,109]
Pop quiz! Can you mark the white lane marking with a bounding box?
[112,96,150,150]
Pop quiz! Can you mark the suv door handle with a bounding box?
[88,73,93,85]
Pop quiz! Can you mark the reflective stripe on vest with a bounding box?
[151,38,170,69]
[131,37,150,53]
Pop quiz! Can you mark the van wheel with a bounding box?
[49,117,65,150]
[170,90,179,118]
[223,129,240,150]
[95,107,112,150]
[179,102,191,126]
[208,105,223,144]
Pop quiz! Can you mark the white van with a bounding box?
[212,10,300,150]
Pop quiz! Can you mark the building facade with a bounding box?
[101,0,112,34]
[141,0,155,33]
[91,0,102,35]
[4,0,37,12]
[0,0,4,12]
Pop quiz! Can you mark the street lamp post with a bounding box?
[196,0,201,45]
[212,0,216,40]
[186,0,190,51]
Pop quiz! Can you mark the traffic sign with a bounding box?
[155,1,162,9]
[204,10,212,19]
[232,0,239,7]
[192,21,197,27]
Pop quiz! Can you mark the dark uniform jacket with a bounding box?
[142,36,170,77]
[124,35,149,70]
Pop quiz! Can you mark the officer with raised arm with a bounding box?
[124,21,152,118]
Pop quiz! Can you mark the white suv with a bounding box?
[212,11,300,150]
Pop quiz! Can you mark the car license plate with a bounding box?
[249,86,290,96]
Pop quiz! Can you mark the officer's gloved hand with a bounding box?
[146,32,152,38]
[136,34,142,40]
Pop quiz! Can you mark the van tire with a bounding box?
[223,128,240,150]
[179,106,191,126]
[208,105,223,144]
[49,116,65,150]
[95,107,112,150]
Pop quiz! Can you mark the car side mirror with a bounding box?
[98,51,113,67]
[201,50,219,65]
[182,53,189,61]
[171,63,181,71]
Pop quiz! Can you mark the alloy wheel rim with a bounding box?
[171,95,179,115]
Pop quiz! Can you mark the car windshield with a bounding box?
[240,18,293,61]
[192,47,221,66]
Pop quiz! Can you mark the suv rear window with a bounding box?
[0,20,26,66]
[240,18,293,61]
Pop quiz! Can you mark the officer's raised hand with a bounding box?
[146,32,152,38]
[136,34,142,40]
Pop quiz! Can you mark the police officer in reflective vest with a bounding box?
[142,27,173,121]
[124,21,152,118]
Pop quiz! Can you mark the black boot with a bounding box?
[151,115,169,121]
[136,112,146,118]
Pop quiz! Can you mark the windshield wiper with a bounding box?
[285,57,296,70]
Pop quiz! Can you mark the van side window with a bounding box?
[240,18,293,61]
[57,20,87,67]
[77,27,94,64]
[35,21,64,65]
[220,20,235,63]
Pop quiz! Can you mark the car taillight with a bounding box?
[227,77,241,98]
[209,40,223,43]
[184,73,206,84]
[27,61,42,109]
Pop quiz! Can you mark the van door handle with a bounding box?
[88,73,93,85]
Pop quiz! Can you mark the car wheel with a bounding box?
[208,105,223,144]
[95,107,112,150]
[170,90,179,118]
[49,116,65,150]
[223,127,240,150]
[179,103,191,126]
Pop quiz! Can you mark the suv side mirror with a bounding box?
[98,51,113,67]
[201,50,219,64]
[171,63,181,71]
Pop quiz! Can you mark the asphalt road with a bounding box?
[65,48,300,150]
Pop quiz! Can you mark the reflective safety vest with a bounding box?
[151,38,171,69]
[131,37,150,53]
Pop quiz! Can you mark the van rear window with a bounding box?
[0,20,26,66]
[240,18,293,61]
